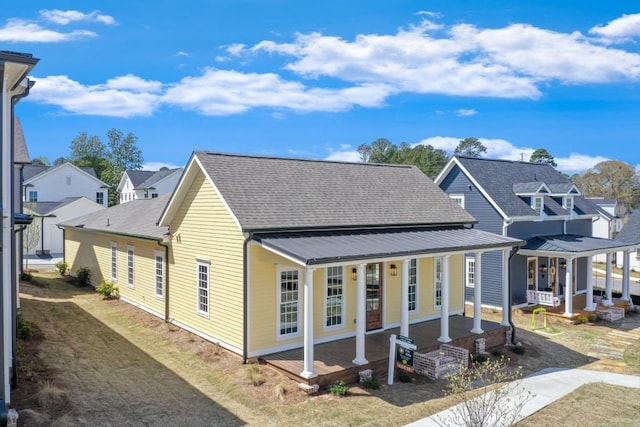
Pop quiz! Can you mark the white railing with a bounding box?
[527,290,560,307]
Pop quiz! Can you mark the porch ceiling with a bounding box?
[256,227,523,266]
[518,234,636,258]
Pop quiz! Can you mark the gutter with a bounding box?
[508,246,520,345]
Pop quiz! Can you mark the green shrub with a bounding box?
[471,353,489,364]
[75,267,91,286]
[329,380,349,397]
[398,370,413,383]
[512,345,526,355]
[95,280,119,299]
[491,348,504,357]
[16,312,33,339]
[20,271,32,281]
[362,375,380,390]
[573,314,596,325]
[55,261,68,276]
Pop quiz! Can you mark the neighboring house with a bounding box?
[615,210,640,273]
[435,156,636,316]
[23,197,105,255]
[62,151,522,384]
[117,168,183,203]
[23,162,109,208]
[14,117,31,277]
[589,198,623,264]
[1,49,39,411]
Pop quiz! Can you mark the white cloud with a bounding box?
[590,13,640,39]
[105,74,164,93]
[163,68,392,115]
[29,75,161,117]
[39,9,117,26]
[456,109,477,116]
[325,147,361,162]
[0,19,96,42]
[142,162,183,171]
[556,153,609,175]
[177,51,189,56]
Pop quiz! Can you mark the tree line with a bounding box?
[357,137,640,209]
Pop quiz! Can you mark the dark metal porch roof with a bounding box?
[256,227,523,266]
[518,234,636,257]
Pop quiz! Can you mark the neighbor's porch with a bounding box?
[521,292,631,321]
[261,315,508,387]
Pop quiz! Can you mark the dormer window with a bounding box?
[564,196,574,213]
[532,196,543,216]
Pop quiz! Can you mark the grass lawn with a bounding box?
[13,271,640,426]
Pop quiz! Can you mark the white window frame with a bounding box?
[434,256,442,309]
[450,194,465,208]
[154,251,164,299]
[324,266,345,331]
[277,266,302,339]
[96,192,104,205]
[564,196,574,213]
[408,259,418,312]
[110,242,117,281]
[196,260,210,317]
[127,246,135,288]
[465,257,476,288]
[28,190,38,202]
[532,196,543,216]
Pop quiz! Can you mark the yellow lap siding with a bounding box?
[168,170,244,351]
[64,229,166,317]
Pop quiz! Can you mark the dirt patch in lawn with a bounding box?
[10,272,639,426]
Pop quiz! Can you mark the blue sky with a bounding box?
[3,1,640,173]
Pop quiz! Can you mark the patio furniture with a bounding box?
[527,290,560,307]
[414,344,469,380]
[595,306,625,322]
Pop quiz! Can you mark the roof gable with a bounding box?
[160,151,476,231]
[23,162,105,186]
[616,210,640,245]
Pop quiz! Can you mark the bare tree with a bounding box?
[436,356,533,427]
[22,218,40,273]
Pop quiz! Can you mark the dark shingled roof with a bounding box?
[14,117,30,164]
[616,210,640,245]
[23,163,97,180]
[124,170,156,188]
[137,168,183,189]
[194,151,476,231]
[24,197,82,215]
[456,157,598,218]
[59,195,170,240]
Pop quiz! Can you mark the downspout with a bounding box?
[508,246,519,345]
[157,239,170,322]
[242,232,253,364]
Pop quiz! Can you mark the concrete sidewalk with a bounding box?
[406,368,640,427]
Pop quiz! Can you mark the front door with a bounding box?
[527,258,537,290]
[366,263,383,331]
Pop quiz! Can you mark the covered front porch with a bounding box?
[519,235,637,318]
[262,315,508,387]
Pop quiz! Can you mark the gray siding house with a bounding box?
[435,156,636,316]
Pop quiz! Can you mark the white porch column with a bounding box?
[300,267,317,379]
[604,253,614,306]
[501,249,510,327]
[352,263,368,365]
[563,258,574,317]
[400,259,410,337]
[584,257,596,311]
[622,250,631,302]
[471,252,484,334]
[438,255,452,343]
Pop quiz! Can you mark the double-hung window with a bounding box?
[532,196,543,216]
[28,190,38,202]
[564,196,573,213]
[466,257,476,288]
[96,192,104,205]
[450,194,465,208]
[434,256,442,308]
[197,261,210,316]
[110,243,117,281]
[325,266,344,329]
[278,268,301,338]
[408,259,417,312]
[127,246,135,288]
[154,251,164,298]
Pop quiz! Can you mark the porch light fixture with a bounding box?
[559,260,567,269]
[539,264,547,273]
[352,268,357,281]
[390,264,398,276]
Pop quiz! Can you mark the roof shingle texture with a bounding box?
[124,170,155,187]
[195,152,476,231]
[59,195,169,239]
[616,210,640,244]
[457,157,598,217]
